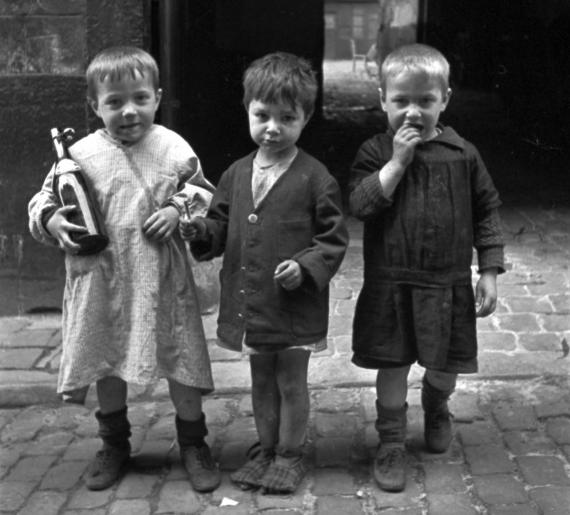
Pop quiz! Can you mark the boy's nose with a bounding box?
[266,119,280,133]
[122,103,136,117]
[406,105,421,118]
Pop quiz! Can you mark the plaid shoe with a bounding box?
[230,442,274,490]
[259,454,306,494]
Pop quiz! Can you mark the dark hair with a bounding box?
[86,46,160,102]
[380,43,450,93]
[242,52,318,118]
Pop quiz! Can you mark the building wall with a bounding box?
[324,2,379,59]
[0,0,145,278]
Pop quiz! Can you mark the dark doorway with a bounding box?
[151,0,325,185]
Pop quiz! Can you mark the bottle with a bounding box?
[51,127,109,255]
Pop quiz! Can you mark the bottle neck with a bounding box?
[51,128,69,161]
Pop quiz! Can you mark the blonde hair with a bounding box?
[86,46,160,102]
[380,44,450,93]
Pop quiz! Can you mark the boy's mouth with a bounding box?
[405,122,423,131]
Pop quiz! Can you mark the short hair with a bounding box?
[380,44,450,93]
[242,52,318,118]
[86,46,160,101]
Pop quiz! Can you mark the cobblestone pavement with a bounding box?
[1,208,570,515]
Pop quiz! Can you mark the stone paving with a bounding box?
[1,208,570,514]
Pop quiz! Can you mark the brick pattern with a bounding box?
[0,379,568,514]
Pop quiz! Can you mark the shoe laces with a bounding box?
[186,445,216,469]
[378,446,404,468]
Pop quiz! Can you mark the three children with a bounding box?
[349,43,504,492]
[29,42,504,496]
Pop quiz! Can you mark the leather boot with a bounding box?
[85,407,131,490]
[373,402,407,492]
[422,376,454,453]
[176,414,221,492]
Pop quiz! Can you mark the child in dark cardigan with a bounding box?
[181,52,348,494]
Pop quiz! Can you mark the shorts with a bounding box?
[351,282,478,373]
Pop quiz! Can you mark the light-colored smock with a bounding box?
[28,125,215,397]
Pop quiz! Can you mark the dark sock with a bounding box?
[176,413,208,448]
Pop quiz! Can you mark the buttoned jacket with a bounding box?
[192,149,348,350]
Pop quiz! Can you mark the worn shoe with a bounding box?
[85,444,130,490]
[230,442,274,490]
[180,444,221,492]
[424,408,453,453]
[260,454,306,494]
[373,443,406,492]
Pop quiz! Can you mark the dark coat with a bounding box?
[349,126,505,370]
[349,126,504,286]
[192,149,348,351]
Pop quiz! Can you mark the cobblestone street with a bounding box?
[2,206,570,514]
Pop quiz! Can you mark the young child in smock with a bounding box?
[180,52,348,494]
[28,46,220,493]
[349,44,505,492]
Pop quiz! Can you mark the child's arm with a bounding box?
[349,126,420,220]
[379,124,421,198]
[284,173,348,292]
[28,165,85,253]
[144,147,214,243]
[470,145,505,317]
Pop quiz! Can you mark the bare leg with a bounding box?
[275,349,310,453]
[250,353,280,450]
[376,365,411,410]
[96,376,127,414]
[168,379,202,421]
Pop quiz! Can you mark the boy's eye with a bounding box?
[106,98,122,108]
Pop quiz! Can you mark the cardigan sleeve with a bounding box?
[293,171,349,292]
[190,167,231,261]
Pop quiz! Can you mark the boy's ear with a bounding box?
[88,98,101,118]
[441,88,452,110]
[378,88,387,112]
[155,88,163,106]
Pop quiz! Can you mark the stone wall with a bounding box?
[0,0,145,278]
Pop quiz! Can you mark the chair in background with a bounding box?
[349,38,367,73]
[350,38,378,78]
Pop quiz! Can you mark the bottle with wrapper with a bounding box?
[51,127,109,255]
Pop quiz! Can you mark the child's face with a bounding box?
[90,70,162,145]
[380,71,451,141]
[247,99,308,158]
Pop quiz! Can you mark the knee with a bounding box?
[279,379,308,405]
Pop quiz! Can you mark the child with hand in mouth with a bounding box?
[349,44,505,493]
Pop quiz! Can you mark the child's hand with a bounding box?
[475,269,498,317]
[46,205,86,255]
[274,259,303,290]
[391,123,423,167]
[179,216,207,241]
[143,206,179,242]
